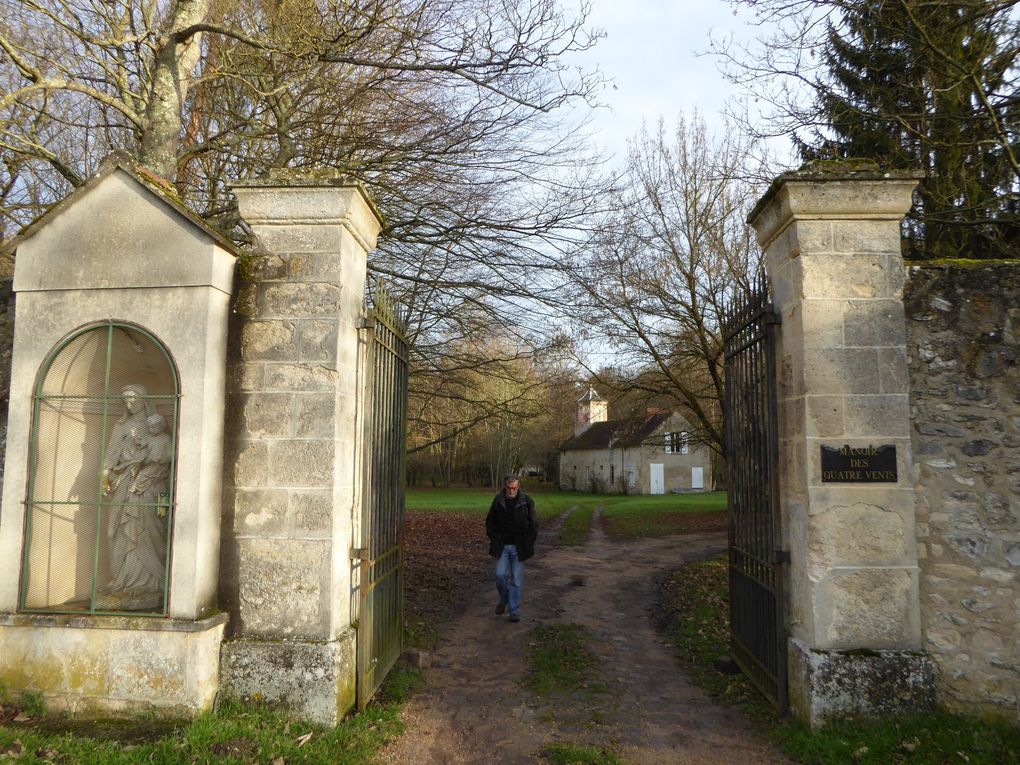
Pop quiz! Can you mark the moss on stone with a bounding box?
[798,158,882,173]
[912,258,1020,268]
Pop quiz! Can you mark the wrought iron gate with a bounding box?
[722,271,787,713]
[356,285,409,710]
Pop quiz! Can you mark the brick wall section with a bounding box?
[905,261,1020,716]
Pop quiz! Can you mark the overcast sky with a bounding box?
[573,1,783,163]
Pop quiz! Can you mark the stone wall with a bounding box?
[218,178,382,724]
[905,261,1020,716]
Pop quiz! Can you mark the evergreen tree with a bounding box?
[800,0,1019,258]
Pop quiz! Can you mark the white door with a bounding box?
[692,466,704,490]
[650,463,664,495]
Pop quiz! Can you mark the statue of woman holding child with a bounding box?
[96,385,173,611]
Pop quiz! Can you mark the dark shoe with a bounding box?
[508,612,520,622]
[495,602,507,615]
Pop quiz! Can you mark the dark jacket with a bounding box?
[485,489,539,561]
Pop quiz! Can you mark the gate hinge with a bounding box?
[359,317,376,330]
[774,549,791,565]
[351,547,367,559]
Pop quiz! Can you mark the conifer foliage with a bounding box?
[721,0,1020,258]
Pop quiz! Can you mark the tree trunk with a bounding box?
[139,0,211,179]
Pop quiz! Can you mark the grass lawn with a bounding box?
[407,484,728,530]
[406,483,604,520]
[600,491,727,541]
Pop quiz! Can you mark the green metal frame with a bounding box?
[357,283,410,710]
[20,322,180,616]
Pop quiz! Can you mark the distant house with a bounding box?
[558,387,713,494]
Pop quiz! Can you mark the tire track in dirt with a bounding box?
[379,508,790,765]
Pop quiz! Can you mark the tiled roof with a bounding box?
[560,411,671,451]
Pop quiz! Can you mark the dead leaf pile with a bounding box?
[403,511,490,638]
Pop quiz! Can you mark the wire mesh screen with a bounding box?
[22,324,179,615]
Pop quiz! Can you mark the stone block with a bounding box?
[233,488,288,535]
[269,440,334,487]
[295,393,336,438]
[241,321,297,362]
[817,567,918,648]
[238,252,287,281]
[832,220,903,254]
[264,363,339,392]
[788,220,834,256]
[298,319,339,362]
[253,224,344,256]
[798,300,844,349]
[109,630,188,702]
[778,344,805,399]
[803,349,880,395]
[232,441,269,488]
[261,282,342,318]
[843,300,907,347]
[291,490,333,534]
[878,347,909,394]
[289,251,344,278]
[242,392,294,438]
[787,637,935,729]
[219,629,357,726]
[843,394,910,437]
[805,395,844,438]
[230,362,264,391]
[234,538,330,635]
[767,254,798,310]
[799,254,888,300]
[809,503,909,566]
[0,615,226,716]
[945,531,991,562]
[779,438,807,494]
[0,627,107,696]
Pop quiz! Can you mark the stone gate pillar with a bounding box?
[219,172,383,724]
[748,163,935,726]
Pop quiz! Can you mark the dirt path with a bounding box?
[379,508,790,765]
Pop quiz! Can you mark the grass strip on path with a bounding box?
[659,555,1020,765]
[555,505,595,546]
[542,741,625,765]
[525,623,600,697]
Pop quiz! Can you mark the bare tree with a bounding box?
[406,333,574,487]
[567,112,772,457]
[1,0,610,457]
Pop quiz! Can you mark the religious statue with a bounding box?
[96,386,172,612]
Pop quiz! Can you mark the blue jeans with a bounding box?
[495,543,525,615]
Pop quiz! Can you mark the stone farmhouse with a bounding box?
[558,387,713,494]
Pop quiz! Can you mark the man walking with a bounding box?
[485,475,539,622]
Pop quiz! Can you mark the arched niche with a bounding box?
[22,323,179,615]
